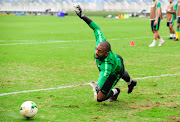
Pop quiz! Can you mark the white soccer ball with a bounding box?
[20,101,38,118]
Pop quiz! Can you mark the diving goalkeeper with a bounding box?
[73,4,137,102]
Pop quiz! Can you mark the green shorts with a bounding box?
[167,21,174,27]
[167,17,175,27]
[177,17,180,24]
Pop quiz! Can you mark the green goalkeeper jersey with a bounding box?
[89,22,122,88]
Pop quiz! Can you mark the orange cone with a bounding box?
[130,40,135,46]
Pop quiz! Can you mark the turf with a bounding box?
[0,15,179,121]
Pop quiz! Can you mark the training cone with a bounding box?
[130,40,135,46]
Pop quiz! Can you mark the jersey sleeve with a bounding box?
[174,3,178,11]
[97,59,112,88]
[157,2,161,8]
[89,21,106,47]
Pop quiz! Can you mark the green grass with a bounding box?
[0,15,179,121]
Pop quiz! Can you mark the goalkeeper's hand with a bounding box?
[73,3,84,18]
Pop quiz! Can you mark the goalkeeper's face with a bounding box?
[95,45,109,60]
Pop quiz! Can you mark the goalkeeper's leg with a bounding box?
[122,70,137,94]
[96,75,120,102]
[96,89,120,102]
[117,54,137,94]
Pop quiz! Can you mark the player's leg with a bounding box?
[168,22,173,39]
[121,70,137,94]
[167,22,172,39]
[175,17,180,41]
[175,25,180,41]
[155,18,164,46]
[154,30,160,40]
[149,20,157,47]
[157,30,165,46]
[149,18,164,47]
[97,88,120,102]
[170,24,175,39]
[108,88,120,102]
[117,55,137,94]
[96,75,120,102]
[171,19,175,39]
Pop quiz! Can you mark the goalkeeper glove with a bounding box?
[73,3,84,19]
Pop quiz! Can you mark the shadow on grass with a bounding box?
[94,99,135,110]
[21,117,39,121]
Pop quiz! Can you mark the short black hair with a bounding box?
[99,41,111,52]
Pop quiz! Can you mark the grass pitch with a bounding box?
[0,15,180,121]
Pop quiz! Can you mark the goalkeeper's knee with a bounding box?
[97,99,103,102]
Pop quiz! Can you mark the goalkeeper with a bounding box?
[73,4,137,102]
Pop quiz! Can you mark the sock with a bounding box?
[159,38,163,42]
[112,89,118,95]
[153,40,156,43]
[170,34,173,37]
[176,29,179,39]
[127,79,132,85]
[122,70,130,82]
[174,34,176,38]
[176,32,179,39]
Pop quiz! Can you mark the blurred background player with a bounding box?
[73,4,137,102]
[174,0,180,41]
[149,0,165,47]
[166,0,176,39]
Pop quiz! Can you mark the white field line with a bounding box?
[0,36,169,46]
[133,73,180,80]
[0,84,85,96]
[0,73,179,97]
[0,40,94,45]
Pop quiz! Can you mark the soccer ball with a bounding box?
[20,101,38,118]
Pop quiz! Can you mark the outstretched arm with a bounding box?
[73,4,106,46]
